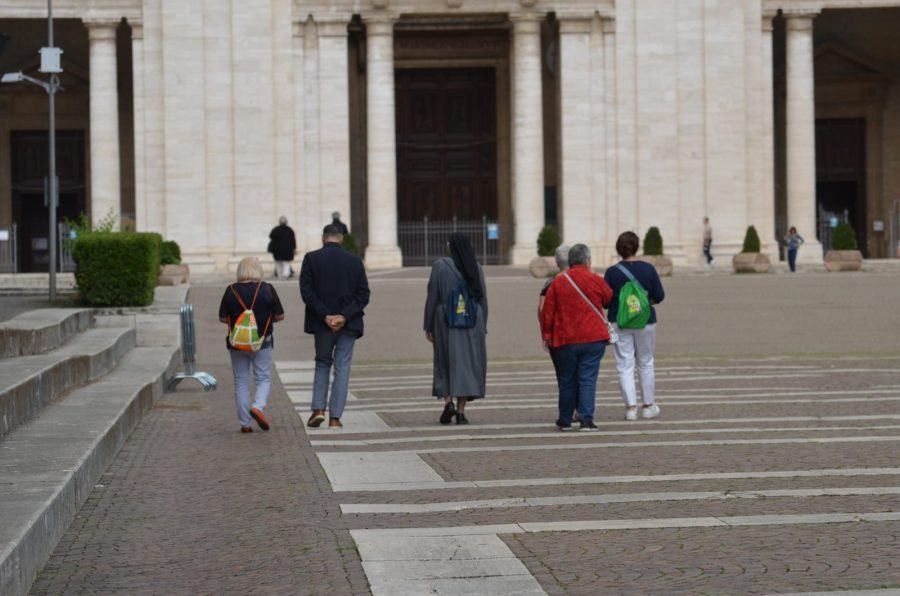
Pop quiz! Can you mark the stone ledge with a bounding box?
[0,309,94,360]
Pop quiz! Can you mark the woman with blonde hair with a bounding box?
[218,257,285,432]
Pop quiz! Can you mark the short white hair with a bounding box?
[554,244,571,271]
[236,257,263,282]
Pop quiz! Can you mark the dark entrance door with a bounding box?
[10,131,86,272]
[395,67,497,263]
[815,118,866,255]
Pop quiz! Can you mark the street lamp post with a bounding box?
[0,0,61,301]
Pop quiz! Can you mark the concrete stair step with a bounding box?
[0,327,136,438]
[0,346,180,596]
[0,308,93,359]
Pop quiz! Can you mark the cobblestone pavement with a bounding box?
[29,270,900,594]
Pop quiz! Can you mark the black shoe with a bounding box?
[579,419,599,432]
[555,419,573,432]
[455,413,468,425]
[439,401,456,425]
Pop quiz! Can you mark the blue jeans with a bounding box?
[230,347,272,427]
[788,248,797,272]
[554,341,606,424]
[703,242,713,264]
[312,330,356,419]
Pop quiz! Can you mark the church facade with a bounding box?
[1,0,899,272]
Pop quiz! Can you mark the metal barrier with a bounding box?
[58,222,76,272]
[398,216,511,266]
[165,304,218,392]
[891,200,900,258]
[0,225,17,273]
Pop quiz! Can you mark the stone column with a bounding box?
[363,15,403,269]
[316,16,352,234]
[509,14,545,265]
[131,23,146,231]
[785,12,822,260]
[557,15,594,249]
[760,14,777,256]
[86,20,121,227]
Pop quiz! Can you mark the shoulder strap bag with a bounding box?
[562,272,618,344]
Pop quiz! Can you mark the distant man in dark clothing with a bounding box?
[299,224,370,429]
[331,211,349,236]
[268,216,297,279]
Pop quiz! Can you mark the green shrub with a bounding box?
[536,226,561,257]
[161,240,182,265]
[643,227,663,256]
[342,232,360,256]
[742,226,761,253]
[73,232,162,307]
[831,223,858,250]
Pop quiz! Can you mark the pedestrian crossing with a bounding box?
[276,358,900,595]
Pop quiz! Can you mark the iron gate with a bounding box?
[398,217,511,266]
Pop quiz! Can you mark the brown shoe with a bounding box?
[250,407,270,431]
[240,426,253,433]
[307,409,326,428]
[328,417,343,429]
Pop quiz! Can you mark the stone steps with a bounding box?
[0,308,94,360]
[0,326,136,438]
[0,346,180,596]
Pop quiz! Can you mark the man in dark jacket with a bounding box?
[268,216,297,279]
[299,224,370,428]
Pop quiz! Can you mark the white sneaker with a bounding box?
[641,404,660,419]
[624,407,638,421]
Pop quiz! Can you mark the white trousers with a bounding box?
[274,260,292,279]
[612,323,657,407]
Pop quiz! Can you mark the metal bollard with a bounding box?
[165,304,218,392]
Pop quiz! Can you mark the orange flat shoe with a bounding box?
[250,407,270,431]
[328,417,343,429]
[241,426,253,433]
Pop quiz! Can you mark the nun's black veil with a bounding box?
[448,233,484,299]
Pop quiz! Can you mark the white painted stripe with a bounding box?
[335,395,900,412]
[321,435,900,456]
[311,424,900,447]
[317,452,443,488]
[305,414,900,435]
[352,510,900,537]
[340,486,900,514]
[329,463,900,493]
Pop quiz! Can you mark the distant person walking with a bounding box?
[424,233,488,425]
[604,231,665,421]
[784,226,805,273]
[268,216,297,279]
[703,216,713,267]
[219,257,285,433]
[331,211,349,236]
[540,244,613,431]
[300,224,370,429]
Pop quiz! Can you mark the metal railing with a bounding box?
[891,200,900,258]
[165,304,218,392]
[0,225,16,273]
[58,222,76,272]
[398,216,511,266]
[816,207,849,254]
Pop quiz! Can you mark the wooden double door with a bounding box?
[10,131,86,272]
[395,67,497,223]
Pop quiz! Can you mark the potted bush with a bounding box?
[638,227,673,277]
[732,225,771,273]
[824,223,863,272]
[529,226,562,278]
[158,239,190,285]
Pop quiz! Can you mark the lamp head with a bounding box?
[1,72,23,83]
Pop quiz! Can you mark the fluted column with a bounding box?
[131,23,146,231]
[509,14,545,265]
[363,15,403,269]
[760,14,777,255]
[785,12,822,260]
[86,20,121,227]
[316,16,352,234]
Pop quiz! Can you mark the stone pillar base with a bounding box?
[509,244,538,266]
[795,240,823,263]
[365,245,403,269]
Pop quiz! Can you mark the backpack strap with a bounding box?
[615,263,646,293]
[562,272,610,325]
[249,281,263,309]
[230,284,249,310]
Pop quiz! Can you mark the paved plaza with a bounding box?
[28,267,900,594]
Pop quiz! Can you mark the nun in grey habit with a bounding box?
[423,233,488,425]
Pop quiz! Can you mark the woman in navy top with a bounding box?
[603,232,665,421]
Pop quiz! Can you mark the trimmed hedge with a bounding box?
[742,225,761,253]
[643,227,663,256]
[831,222,858,250]
[537,226,561,257]
[161,240,182,265]
[342,232,360,256]
[73,232,162,306]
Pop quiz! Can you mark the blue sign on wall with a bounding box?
[487,223,499,240]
